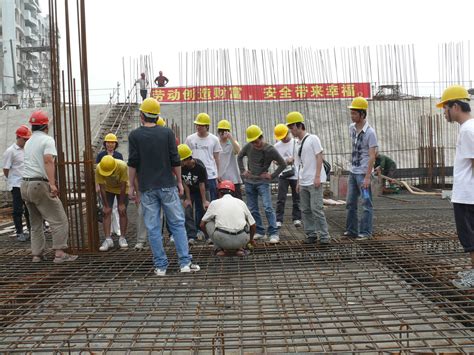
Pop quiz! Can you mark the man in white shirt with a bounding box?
[437,85,474,289]
[274,124,302,228]
[3,125,32,241]
[135,73,149,102]
[185,112,222,201]
[21,111,78,264]
[286,111,331,244]
[200,180,256,256]
[217,119,243,199]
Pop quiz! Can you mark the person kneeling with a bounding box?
[200,180,256,256]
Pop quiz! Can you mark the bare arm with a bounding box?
[199,182,209,209]
[314,152,323,188]
[172,165,184,196]
[213,152,220,178]
[44,154,58,197]
[128,166,137,200]
[364,147,377,188]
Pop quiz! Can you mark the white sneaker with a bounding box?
[154,268,166,276]
[254,233,265,240]
[269,235,280,244]
[276,221,282,228]
[169,235,174,243]
[118,237,128,249]
[180,263,201,273]
[99,238,113,252]
[293,220,302,227]
[196,231,205,240]
[134,242,144,251]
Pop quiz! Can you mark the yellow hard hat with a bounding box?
[348,97,368,110]
[140,98,160,117]
[436,85,470,108]
[217,119,231,130]
[274,124,289,140]
[104,133,117,142]
[156,117,166,126]
[97,155,117,177]
[246,125,263,143]
[178,144,192,161]
[194,112,211,125]
[286,111,304,125]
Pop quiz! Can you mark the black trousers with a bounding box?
[453,203,474,252]
[276,177,301,222]
[11,187,30,234]
[140,89,147,101]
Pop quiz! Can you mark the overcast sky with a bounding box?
[39,0,474,103]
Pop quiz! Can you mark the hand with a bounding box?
[128,187,136,202]
[49,184,59,198]
[313,176,321,188]
[103,206,112,215]
[260,172,272,180]
[183,199,192,208]
[286,157,294,165]
[203,200,210,210]
[217,176,223,183]
[242,170,251,178]
[118,203,126,214]
[362,176,371,189]
[177,182,184,196]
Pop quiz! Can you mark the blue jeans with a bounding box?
[208,179,218,201]
[345,173,373,236]
[245,182,278,236]
[141,187,191,269]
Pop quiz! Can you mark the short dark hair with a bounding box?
[295,122,305,130]
[447,100,471,113]
[219,189,234,197]
[32,124,48,132]
[351,109,367,118]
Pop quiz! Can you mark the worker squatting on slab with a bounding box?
[200,180,256,257]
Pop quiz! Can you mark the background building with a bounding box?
[0,0,50,108]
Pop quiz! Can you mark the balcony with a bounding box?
[24,10,38,29]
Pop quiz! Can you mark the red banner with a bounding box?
[150,83,371,103]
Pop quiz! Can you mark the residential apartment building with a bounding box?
[0,0,50,108]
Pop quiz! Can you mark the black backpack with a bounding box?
[298,135,331,181]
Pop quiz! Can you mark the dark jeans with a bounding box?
[208,179,218,201]
[453,203,474,252]
[11,187,30,234]
[184,190,206,240]
[140,89,147,101]
[276,178,301,222]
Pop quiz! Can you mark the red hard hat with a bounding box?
[218,180,235,192]
[16,125,32,139]
[29,110,49,125]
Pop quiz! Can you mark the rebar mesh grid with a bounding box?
[1,195,473,353]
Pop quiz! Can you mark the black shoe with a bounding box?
[303,237,317,244]
[342,231,357,238]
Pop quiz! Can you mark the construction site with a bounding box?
[0,0,473,353]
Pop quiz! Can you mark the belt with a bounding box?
[23,177,49,182]
[215,227,246,235]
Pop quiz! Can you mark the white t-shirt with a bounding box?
[23,131,57,179]
[274,138,298,180]
[452,118,474,204]
[2,143,24,190]
[295,134,327,186]
[219,140,242,184]
[185,133,222,179]
[201,194,256,233]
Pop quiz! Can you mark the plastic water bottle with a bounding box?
[361,188,370,199]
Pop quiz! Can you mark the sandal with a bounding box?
[32,255,47,263]
[53,253,78,264]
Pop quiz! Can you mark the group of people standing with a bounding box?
[2,85,473,288]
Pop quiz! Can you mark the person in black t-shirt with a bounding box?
[178,144,209,244]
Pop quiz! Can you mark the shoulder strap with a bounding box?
[298,134,310,158]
